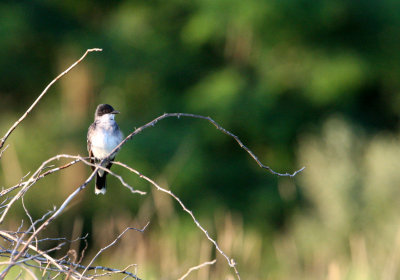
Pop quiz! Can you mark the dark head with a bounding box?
[95,104,120,118]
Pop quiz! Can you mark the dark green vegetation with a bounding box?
[1,1,400,278]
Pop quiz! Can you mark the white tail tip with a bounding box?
[95,187,106,195]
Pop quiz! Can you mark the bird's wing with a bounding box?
[87,122,96,171]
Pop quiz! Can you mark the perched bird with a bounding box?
[87,104,123,194]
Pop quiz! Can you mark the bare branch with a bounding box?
[178,259,217,280]
[20,261,141,280]
[0,154,145,224]
[0,166,97,280]
[107,113,304,178]
[69,155,146,195]
[10,169,98,263]
[0,242,64,266]
[9,207,56,267]
[0,231,82,280]
[37,159,81,180]
[0,165,146,279]
[0,48,102,150]
[83,264,139,279]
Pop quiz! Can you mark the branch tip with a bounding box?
[88,48,103,52]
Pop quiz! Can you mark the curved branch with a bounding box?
[108,113,305,177]
[178,259,216,280]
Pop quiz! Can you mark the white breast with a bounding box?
[91,119,123,160]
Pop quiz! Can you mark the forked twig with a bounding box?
[80,222,149,278]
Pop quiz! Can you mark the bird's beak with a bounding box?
[112,110,120,114]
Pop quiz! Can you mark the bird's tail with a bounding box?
[95,173,107,195]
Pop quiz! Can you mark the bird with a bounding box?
[87,104,123,195]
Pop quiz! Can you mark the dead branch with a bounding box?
[11,169,98,263]
[0,249,141,280]
[0,154,145,224]
[106,112,305,178]
[112,161,242,279]
[0,231,83,280]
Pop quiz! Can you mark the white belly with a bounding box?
[91,128,122,160]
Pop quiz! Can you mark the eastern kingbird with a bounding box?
[87,104,123,195]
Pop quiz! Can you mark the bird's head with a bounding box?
[95,104,120,121]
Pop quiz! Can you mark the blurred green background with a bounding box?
[1,0,400,279]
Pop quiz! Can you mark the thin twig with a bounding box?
[0,242,64,266]
[69,239,88,280]
[0,232,87,243]
[20,263,88,279]
[81,223,149,278]
[63,155,146,195]
[37,159,81,179]
[9,207,56,268]
[21,264,38,280]
[0,48,102,150]
[0,231,82,280]
[10,169,98,263]
[21,197,37,248]
[84,264,138,279]
[178,259,217,280]
[1,166,98,279]
[18,258,141,279]
[112,161,242,279]
[0,172,31,197]
[0,144,9,159]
